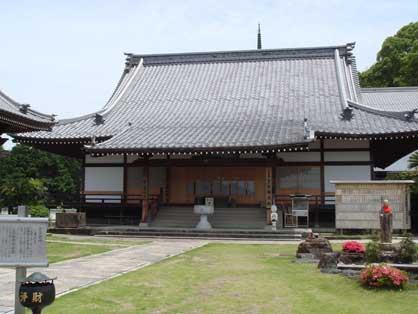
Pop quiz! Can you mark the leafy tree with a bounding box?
[408,151,418,169]
[0,144,80,208]
[360,22,418,87]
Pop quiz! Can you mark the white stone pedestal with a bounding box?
[193,205,214,229]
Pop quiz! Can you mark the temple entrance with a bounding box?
[168,167,267,206]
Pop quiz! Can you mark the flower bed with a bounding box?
[342,241,365,254]
[361,264,408,289]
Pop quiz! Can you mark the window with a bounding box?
[277,167,320,194]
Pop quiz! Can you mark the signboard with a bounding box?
[0,216,48,267]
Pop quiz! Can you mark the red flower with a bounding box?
[361,264,408,289]
[342,241,366,254]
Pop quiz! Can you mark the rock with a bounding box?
[318,252,340,273]
[339,252,365,265]
[296,237,333,259]
[340,269,361,280]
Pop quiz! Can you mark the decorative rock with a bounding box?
[296,237,333,259]
[339,252,365,265]
[318,252,340,273]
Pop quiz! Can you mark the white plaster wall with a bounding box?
[324,151,370,162]
[276,152,320,162]
[85,155,123,164]
[324,139,369,149]
[85,167,123,191]
[324,165,371,192]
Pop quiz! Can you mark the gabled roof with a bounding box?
[12,43,418,154]
[0,89,55,133]
[361,87,418,112]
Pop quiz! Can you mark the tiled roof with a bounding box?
[13,44,418,152]
[0,89,55,133]
[361,87,418,112]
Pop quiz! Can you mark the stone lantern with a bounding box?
[19,272,56,314]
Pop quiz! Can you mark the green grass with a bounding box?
[47,242,118,263]
[43,244,418,314]
[46,234,150,246]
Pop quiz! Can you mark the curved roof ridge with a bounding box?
[361,86,418,93]
[126,43,355,66]
[347,99,417,121]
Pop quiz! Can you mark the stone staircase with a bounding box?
[150,206,266,229]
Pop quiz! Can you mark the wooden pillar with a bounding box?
[369,142,375,180]
[165,166,170,204]
[320,139,325,205]
[141,158,150,224]
[123,154,128,206]
[265,167,273,225]
[80,155,86,205]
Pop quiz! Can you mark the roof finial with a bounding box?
[257,23,262,50]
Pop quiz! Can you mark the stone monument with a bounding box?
[379,199,397,262]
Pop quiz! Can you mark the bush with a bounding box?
[342,241,366,253]
[361,264,408,289]
[365,240,381,263]
[398,234,417,263]
[29,204,49,217]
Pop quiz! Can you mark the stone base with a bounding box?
[318,252,340,273]
[296,237,333,259]
[196,214,212,229]
[139,222,149,228]
[339,252,365,265]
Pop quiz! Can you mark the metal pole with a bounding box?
[14,205,28,314]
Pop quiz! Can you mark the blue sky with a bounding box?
[1,0,418,119]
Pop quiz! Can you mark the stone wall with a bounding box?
[332,180,413,230]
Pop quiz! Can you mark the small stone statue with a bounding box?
[380,199,393,244]
[270,204,278,231]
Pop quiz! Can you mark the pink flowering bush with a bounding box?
[342,241,366,254]
[361,264,408,289]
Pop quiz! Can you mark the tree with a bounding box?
[0,144,80,208]
[408,151,418,169]
[360,22,418,87]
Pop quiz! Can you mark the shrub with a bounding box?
[398,234,417,263]
[361,264,408,289]
[29,204,49,217]
[365,240,381,263]
[342,241,366,253]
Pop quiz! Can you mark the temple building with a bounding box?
[11,43,418,229]
[0,89,55,144]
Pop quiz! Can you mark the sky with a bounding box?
[1,0,417,119]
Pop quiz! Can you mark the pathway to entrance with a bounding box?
[0,239,208,314]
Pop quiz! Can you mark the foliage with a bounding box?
[0,144,80,208]
[397,234,417,263]
[361,264,408,289]
[360,22,418,87]
[386,170,418,194]
[342,241,366,253]
[29,204,50,217]
[408,151,418,169]
[365,240,382,263]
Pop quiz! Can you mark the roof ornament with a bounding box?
[303,118,315,140]
[94,113,104,125]
[345,42,355,65]
[341,107,354,120]
[404,109,418,121]
[90,136,97,147]
[19,104,30,114]
[257,23,262,50]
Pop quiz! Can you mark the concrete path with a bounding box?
[0,240,207,314]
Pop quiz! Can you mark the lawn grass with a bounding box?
[46,242,119,263]
[43,243,418,314]
[46,234,150,246]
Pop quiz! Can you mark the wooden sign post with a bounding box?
[0,206,49,314]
